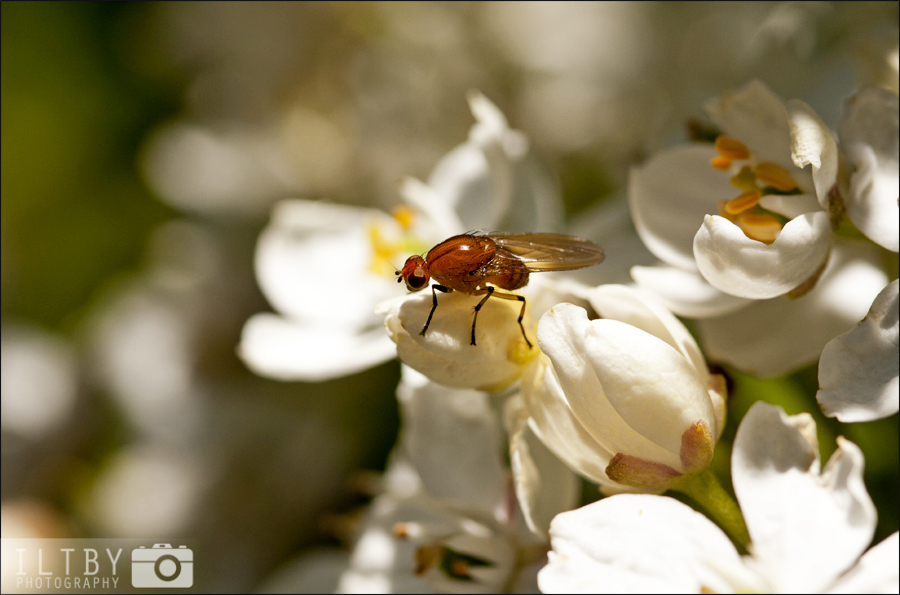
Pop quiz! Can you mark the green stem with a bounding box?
[669,468,751,552]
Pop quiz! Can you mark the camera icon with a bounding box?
[131,544,193,588]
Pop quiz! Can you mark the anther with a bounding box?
[717,200,737,223]
[450,559,470,579]
[737,213,782,244]
[393,522,410,539]
[724,190,761,215]
[391,205,415,230]
[710,156,733,171]
[754,162,797,192]
[714,136,751,161]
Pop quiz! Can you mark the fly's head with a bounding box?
[397,255,429,292]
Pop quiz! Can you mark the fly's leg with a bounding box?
[421,285,451,336]
[470,289,532,349]
[471,287,495,346]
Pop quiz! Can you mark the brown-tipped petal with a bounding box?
[785,257,828,299]
[680,420,715,473]
[606,453,681,489]
[415,545,441,575]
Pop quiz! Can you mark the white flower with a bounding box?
[392,366,509,514]
[239,199,427,381]
[239,93,560,381]
[631,80,837,302]
[337,494,517,594]
[695,240,890,377]
[839,86,899,253]
[628,82,896,379]
[511,287,725,498]
[504,393,582,537]
[538,401,898,594]
[336,366,551,593]
[383,288,540,392]
[817,279,899,422]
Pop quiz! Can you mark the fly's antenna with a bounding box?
[390,261,403,283]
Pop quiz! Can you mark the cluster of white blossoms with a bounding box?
[243,72,898,591]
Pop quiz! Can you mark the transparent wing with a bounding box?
[490,233,604,272]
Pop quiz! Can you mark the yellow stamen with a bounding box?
[714,136,751,160]
[729,165,759,193]
[710,156,733,171]
[717,200,737,223]
[392,522,409,539]
[368,223,399,275]
[724,190,761,215]
[391,205,415,230]
[737,213,782,244]
[754,162,797,192]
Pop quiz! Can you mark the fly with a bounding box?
[396,232,605,348]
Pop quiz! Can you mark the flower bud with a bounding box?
[384,290,538,392]
[522,288,721,492]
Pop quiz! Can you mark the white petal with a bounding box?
[703,80,793,166]
[631,264,752,319]
[519,355,620,488]
[397,366,506,515]
[629,145,733,271]
[141,121,299,215]
[398,177,465,241]
[567,197,658,286]
[427,93,562,233]
[468,91,563,233]
[255,200,402,331]
[384,290,536,392]
[588,284,709,382]
[788,99,839,209]
[732,403,877,593]
[697,240,889,377]
[504,394,580,536]
[582,319,715,461]
[817,279,899,422]
[538,305,712,471]
[827,532,900,594]
[338,494,514,594]
[427,142,499,229]
[758,192,822,219]
[239,314,396,381]
[693,212,832,299]
[538,495,755,594]
[839,87,900,252]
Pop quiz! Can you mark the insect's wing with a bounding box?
[490,233,604,272]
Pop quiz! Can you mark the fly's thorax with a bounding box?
[424,234,497,286]
[425,234,497,262]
